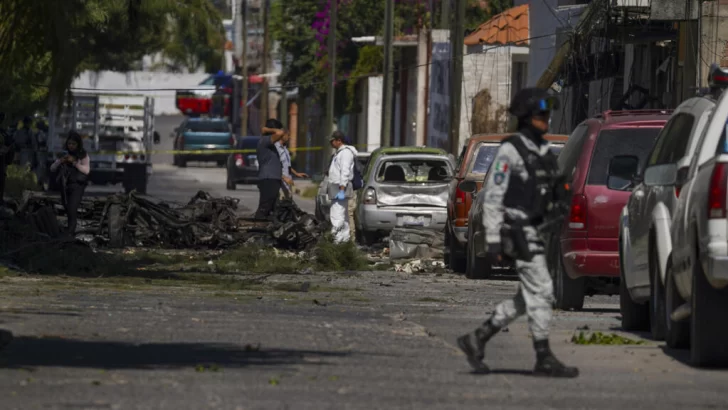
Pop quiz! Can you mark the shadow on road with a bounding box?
[461,368,538,377]
[0,336,350,370]
[659,345,692,367]
[578,307,619,314]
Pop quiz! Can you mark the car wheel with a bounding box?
[178,157,187,168]
[450,236,466,274]
[173,155,178,166]
[217,160,225,167]
[619,236,649,330]
[361,231,379,246]
[443,228,452,268]
[690,245,728,366]
[649,246,666,340]
[226,172,236,190]
[664,258,689,349]
[553,243,585,311]
[465,236,490,279]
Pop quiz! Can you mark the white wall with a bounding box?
[73,71,211,115]
[364,76,383,152]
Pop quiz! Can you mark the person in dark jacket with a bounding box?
[254,119,285,220]
[50,131,90,235]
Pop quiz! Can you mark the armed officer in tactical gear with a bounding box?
[456,87,578,378]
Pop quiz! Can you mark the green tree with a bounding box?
[0,0,224,114]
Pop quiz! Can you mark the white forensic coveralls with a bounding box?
[327,145,358,243]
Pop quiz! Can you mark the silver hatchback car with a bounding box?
[355,153,455,244]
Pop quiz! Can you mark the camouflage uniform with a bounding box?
[456,88,578,378]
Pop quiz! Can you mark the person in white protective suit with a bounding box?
[456,87,578,378]
[326,131,358,243]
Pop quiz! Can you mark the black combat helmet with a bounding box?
[508,88,560,120]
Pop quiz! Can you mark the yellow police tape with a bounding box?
[87,144,368,156]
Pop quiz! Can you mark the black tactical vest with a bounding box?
[501,134,560,221]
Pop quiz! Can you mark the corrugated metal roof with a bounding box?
[464,4,530,46]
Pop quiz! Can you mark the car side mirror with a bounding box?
[644,163,678,187]
[459,180,477,194]
[607,155,639,191]
[675,166,689,186]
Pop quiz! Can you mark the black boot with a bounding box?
[533,339,579,378]
[457,320,500,373]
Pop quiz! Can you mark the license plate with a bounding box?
[402,215,426,226]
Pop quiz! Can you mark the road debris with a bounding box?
[388,227,444,260]
[393,259,447,274]
[13,191,325,250]
[571,331,646,345]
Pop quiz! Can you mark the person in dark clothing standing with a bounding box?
[255,119,285,220]
[50,131,90,235]
[0,112,15,204]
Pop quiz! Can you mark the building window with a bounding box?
[512,62,528,99]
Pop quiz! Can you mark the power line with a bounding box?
[52,33,562,94]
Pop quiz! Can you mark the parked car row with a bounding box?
[618,67,728,366]
[444,133,568,277]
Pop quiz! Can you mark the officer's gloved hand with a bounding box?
[334,190,346,201]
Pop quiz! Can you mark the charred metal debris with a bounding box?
[9,191,326,250]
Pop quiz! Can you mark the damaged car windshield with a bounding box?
[376,159,452,183]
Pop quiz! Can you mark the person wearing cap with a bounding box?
[327,131,358,243]
[255,119,286,220]
[456,87,578,378]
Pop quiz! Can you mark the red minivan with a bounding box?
[549,110,672,310]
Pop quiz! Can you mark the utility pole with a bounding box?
[535,0,607,89]
[240,0,249,137]
[381,0,394,147]
[261,0,270,122]
[448,0,465,156]
[325,0,337,164]
[440,0,451,30]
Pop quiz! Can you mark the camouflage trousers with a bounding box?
[489,253,554,341]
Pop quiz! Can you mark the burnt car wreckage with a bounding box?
[7,191,326,251]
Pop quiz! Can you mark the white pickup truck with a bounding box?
[666,68,728,366]
[47,93,159,194]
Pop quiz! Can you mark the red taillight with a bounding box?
[708,163,728,219]
[674,185,681,198]
[455,187,466,204]
[235,154,244,167]
[568,194,587,229]
[230,135,235,146]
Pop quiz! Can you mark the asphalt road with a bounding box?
[87,115,315,214]
[1,116,727,409]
